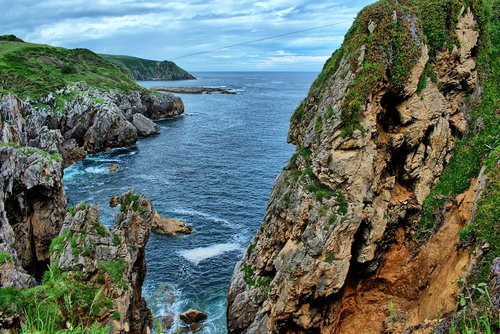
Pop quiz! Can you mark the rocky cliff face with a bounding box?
[227,2,493,333]
[50,192,153,333]
[0,145,65,281]
[99,54,196,81]
[18,82,183,167]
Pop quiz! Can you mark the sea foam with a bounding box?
[178,243,240,265]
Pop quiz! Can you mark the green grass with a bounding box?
[0,40,139,99]
[119,192,143,212]
[0,251,13,264]
[416,0,499,239]
[0,265,112,333]
[98,260,127,288]
[292,0,473,137]
[99,54,194,81]
[0,142,62,162]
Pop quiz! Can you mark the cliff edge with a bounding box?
[227,1,498,333]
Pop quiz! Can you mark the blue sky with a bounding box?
[0,0,374,72]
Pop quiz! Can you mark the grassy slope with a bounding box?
[0,40,139,99]
[99,54,195,80]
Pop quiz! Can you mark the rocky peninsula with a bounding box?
[152,86,236,95]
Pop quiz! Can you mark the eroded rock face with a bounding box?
[0,82,184,168]
[51,191,153,333]
[0,146,66,278]
[227,6,480,334]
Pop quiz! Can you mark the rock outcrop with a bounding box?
[51,191,153,333]
[132,113,160,137]
[1,82,184,167]
[0,145,66,279]
[152,212,192,235]
[227,2,489,333]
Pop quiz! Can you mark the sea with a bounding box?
[63,71,317,333]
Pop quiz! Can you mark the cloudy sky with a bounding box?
[0,0,373,72]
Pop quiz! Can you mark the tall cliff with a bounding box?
[227,1,498,333]
[99,54,196,81]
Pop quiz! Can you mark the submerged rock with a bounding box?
[179,309,208,324]
[152,212,193,235]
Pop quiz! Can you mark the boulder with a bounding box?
[179,309,207,324]
[132,113,160,137]
[152,212,192,235]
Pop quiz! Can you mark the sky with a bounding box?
[0,0,374,72]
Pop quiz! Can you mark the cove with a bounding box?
[63,72,316,333]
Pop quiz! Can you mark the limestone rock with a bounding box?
[0,94,27,145]
[0,81,184,168]
[0,145,66,273]
[84,106,137,152]
[152,212,192,235]
[132,113,160,137]
[227,5,481,334]
[179,309,208,324]
[51,191,154,333]
[0,261,36,289]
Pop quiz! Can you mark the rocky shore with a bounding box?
[152,86,236,95]
[0,79,185,332]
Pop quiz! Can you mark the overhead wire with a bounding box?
[168,19,355,60]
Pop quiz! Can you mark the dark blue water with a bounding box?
[63,72,317,333]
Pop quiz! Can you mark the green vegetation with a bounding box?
[98,260,127,288]
[0,142,62,162]
[416,0,499,239]
[99,54,194,81]
[246,242,256,256]
[324,253,335,264]
[241,263,256,286]
[0,266,112,333]
[94,222,109,237]
[0,39,139,99]
[0,251,13,264]
[119,192,143,212]
[451,282,499,333]
[112,233,122,246]
[292,0,477,137]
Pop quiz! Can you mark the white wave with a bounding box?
[84,166,109,174]
[178,243,241,265]
[85,158,121,163]
[171,208,230,226]
[63,167,84,181]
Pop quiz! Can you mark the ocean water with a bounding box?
[63,72,317,333]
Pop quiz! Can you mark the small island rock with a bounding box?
[152,212,193,235]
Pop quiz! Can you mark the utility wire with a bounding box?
[169,19,355,60]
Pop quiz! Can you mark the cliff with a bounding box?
[99,54,196,81]
[227,1,498,333]
[0,37,185,333]
[0,37,184,167]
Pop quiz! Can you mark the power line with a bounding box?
[169,19,355,60]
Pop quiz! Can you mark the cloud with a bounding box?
[0,0,375,71]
